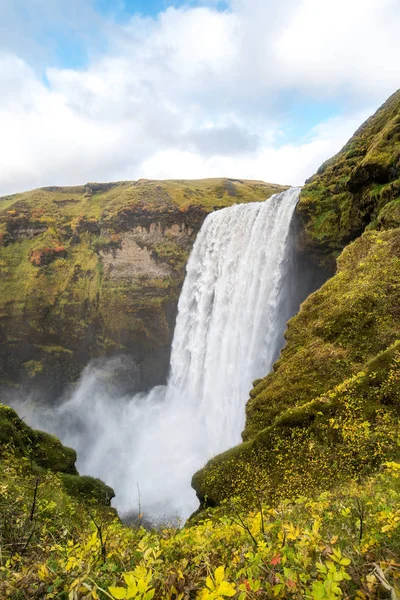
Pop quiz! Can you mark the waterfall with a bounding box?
[17,187,302,522]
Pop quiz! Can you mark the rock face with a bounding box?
[192,91,400,510]
[0,178,286,402]
[297,88,400,266]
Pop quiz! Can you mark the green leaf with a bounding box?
[217,581,236,597]
[214,566,225,586]
[126,586,139,599]
[273,583,284,596]
[206,575,214,591]
[123,573,136,587]
[108,587,127,600]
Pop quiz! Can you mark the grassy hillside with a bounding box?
[0,178,285,401]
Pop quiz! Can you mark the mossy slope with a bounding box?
[244,228,400,439]
[193,332,400,509]
[0,178,285,400]
[298,89,400,265]
[192,94,400,510]
[0,403,114,506]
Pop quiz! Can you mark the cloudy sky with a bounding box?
[0,0,399,195]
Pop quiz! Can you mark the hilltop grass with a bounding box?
[0,179,286,224]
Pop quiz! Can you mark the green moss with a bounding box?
[36,344,73,354]
[298,89,400,264]
[244,228,400,439]
[30,430,77,474]
[0,405,30,451]
[377,196,400,228]
[0,403,116,514]
[61,474,115,506]
[23,360,44,378]
[193,342,400,509]
[0,404,77,474]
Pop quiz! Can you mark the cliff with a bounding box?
[192,91,400,509]
[297,89,400,265]
[0,178,285,402]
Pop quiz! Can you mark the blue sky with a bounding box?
[34,1,231,69]
[0,0,398,194]
[96,0,229,19]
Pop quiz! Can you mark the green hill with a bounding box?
[298,89,400,266]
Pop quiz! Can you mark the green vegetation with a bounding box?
[298,89,400,265]
[0,404,77,475]
[0,404,114,501]
[0,179,285,222]
[193,341,399,507]
[245,228,400,437]
[1,443,400,598]
[0,178,285,399]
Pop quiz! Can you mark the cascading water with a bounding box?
[18,187,304,522]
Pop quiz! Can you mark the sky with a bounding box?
[0,0,399,195]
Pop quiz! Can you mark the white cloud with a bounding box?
[273,0,400,97]
[136,109,371,185]
[0,0,399,195]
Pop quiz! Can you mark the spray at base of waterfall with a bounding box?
[13,188,329,523]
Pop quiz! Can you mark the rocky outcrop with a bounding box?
[297,89,400,266]
[0,403,114,505]
[0,178,286,402]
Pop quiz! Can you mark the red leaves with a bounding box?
[270,554,281,567]
[29,245,67,266]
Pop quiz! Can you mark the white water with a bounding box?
[18,187,301,522]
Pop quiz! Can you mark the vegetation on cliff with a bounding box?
[298,89,400,265]
[192,93,400,512]
[0,178,285,400]
[0,404,114,505]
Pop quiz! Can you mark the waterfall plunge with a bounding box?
[20,187,303,522]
